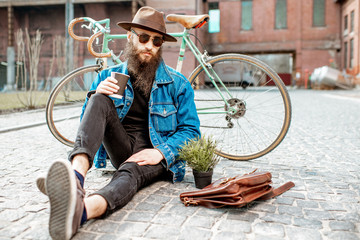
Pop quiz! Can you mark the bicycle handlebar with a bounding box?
[68,17,112,58]
[87,31,112,58]
[68,18,90,41]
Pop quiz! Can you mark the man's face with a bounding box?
[124,27,163,96]
[127,27,163,63]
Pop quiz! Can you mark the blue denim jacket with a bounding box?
[81,59,200,182]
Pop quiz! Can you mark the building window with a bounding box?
[275,0,287,29]
[313,0,325,27]
[344,15,348,35]
[350,39,354,68]
[350,10,354,33]
[208,2,220,33]
[344,41,348,69]
[241,0,253,31]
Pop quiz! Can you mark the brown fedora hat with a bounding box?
[117,6,176,42]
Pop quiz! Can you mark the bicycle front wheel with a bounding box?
[189,54,291,160]
[46,65,101,147]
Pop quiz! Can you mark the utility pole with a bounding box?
[132,0,137,17]
[6,3,15,91]
[132,0,145,17]
[65,0,74,73]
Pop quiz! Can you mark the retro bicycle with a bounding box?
[46,13,291,161]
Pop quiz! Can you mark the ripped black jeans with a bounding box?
[69,93,168,214]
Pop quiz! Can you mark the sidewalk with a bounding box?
[0,89,359,239]
[0,108,48,133]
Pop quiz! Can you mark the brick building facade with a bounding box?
[0,0,204,89]
[0,0,359,89]
[205,0,343,86]
[340,0,360,76]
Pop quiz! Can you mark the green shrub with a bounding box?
[178,136,220,172]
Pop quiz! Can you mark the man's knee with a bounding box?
[88,93,112,106]
[86,93,114,115]
[118,162,165,187]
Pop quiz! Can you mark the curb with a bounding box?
[0,121,48,134]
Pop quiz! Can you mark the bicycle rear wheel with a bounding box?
[189,54,291,160]
[46,65,101,147]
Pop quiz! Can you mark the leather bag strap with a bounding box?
[259,181,295,200]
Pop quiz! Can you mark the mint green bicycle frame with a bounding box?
[83,17,233,113]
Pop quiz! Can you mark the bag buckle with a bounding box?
[183,197,198,206]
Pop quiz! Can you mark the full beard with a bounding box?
[124,40,162,97]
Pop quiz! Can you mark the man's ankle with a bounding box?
[72,153,90,177]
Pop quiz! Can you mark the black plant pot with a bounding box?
[193,169,213,189]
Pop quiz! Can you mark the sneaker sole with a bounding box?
[36,176,47,195]
[47,160,77,240]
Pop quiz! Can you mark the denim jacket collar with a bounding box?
[154,60,174,85]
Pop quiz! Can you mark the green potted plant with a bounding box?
[179,136,220,189]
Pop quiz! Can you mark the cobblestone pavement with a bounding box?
[0,89,359,240]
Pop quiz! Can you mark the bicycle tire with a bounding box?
[46,65,101,147]
[189,54,292,161]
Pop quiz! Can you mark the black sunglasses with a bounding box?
[131,29,164,47]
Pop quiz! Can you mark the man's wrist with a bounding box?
[154,148,168,169]
[154,148,165,160]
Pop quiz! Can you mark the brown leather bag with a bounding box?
[180,170,295,208]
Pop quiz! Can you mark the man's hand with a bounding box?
[125,149,164,166]
[96,77,119,95]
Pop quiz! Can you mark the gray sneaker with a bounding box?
[46,160,85,240]
[36,175,47,195]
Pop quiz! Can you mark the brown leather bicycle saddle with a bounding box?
[166,14,209,29]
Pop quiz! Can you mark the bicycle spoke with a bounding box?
[189,54,291,160]
[235,120,257,153]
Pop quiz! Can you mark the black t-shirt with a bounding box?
[121,78,153,152]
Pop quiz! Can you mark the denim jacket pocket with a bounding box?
[112,97,125,108]
[151,104,177,133]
